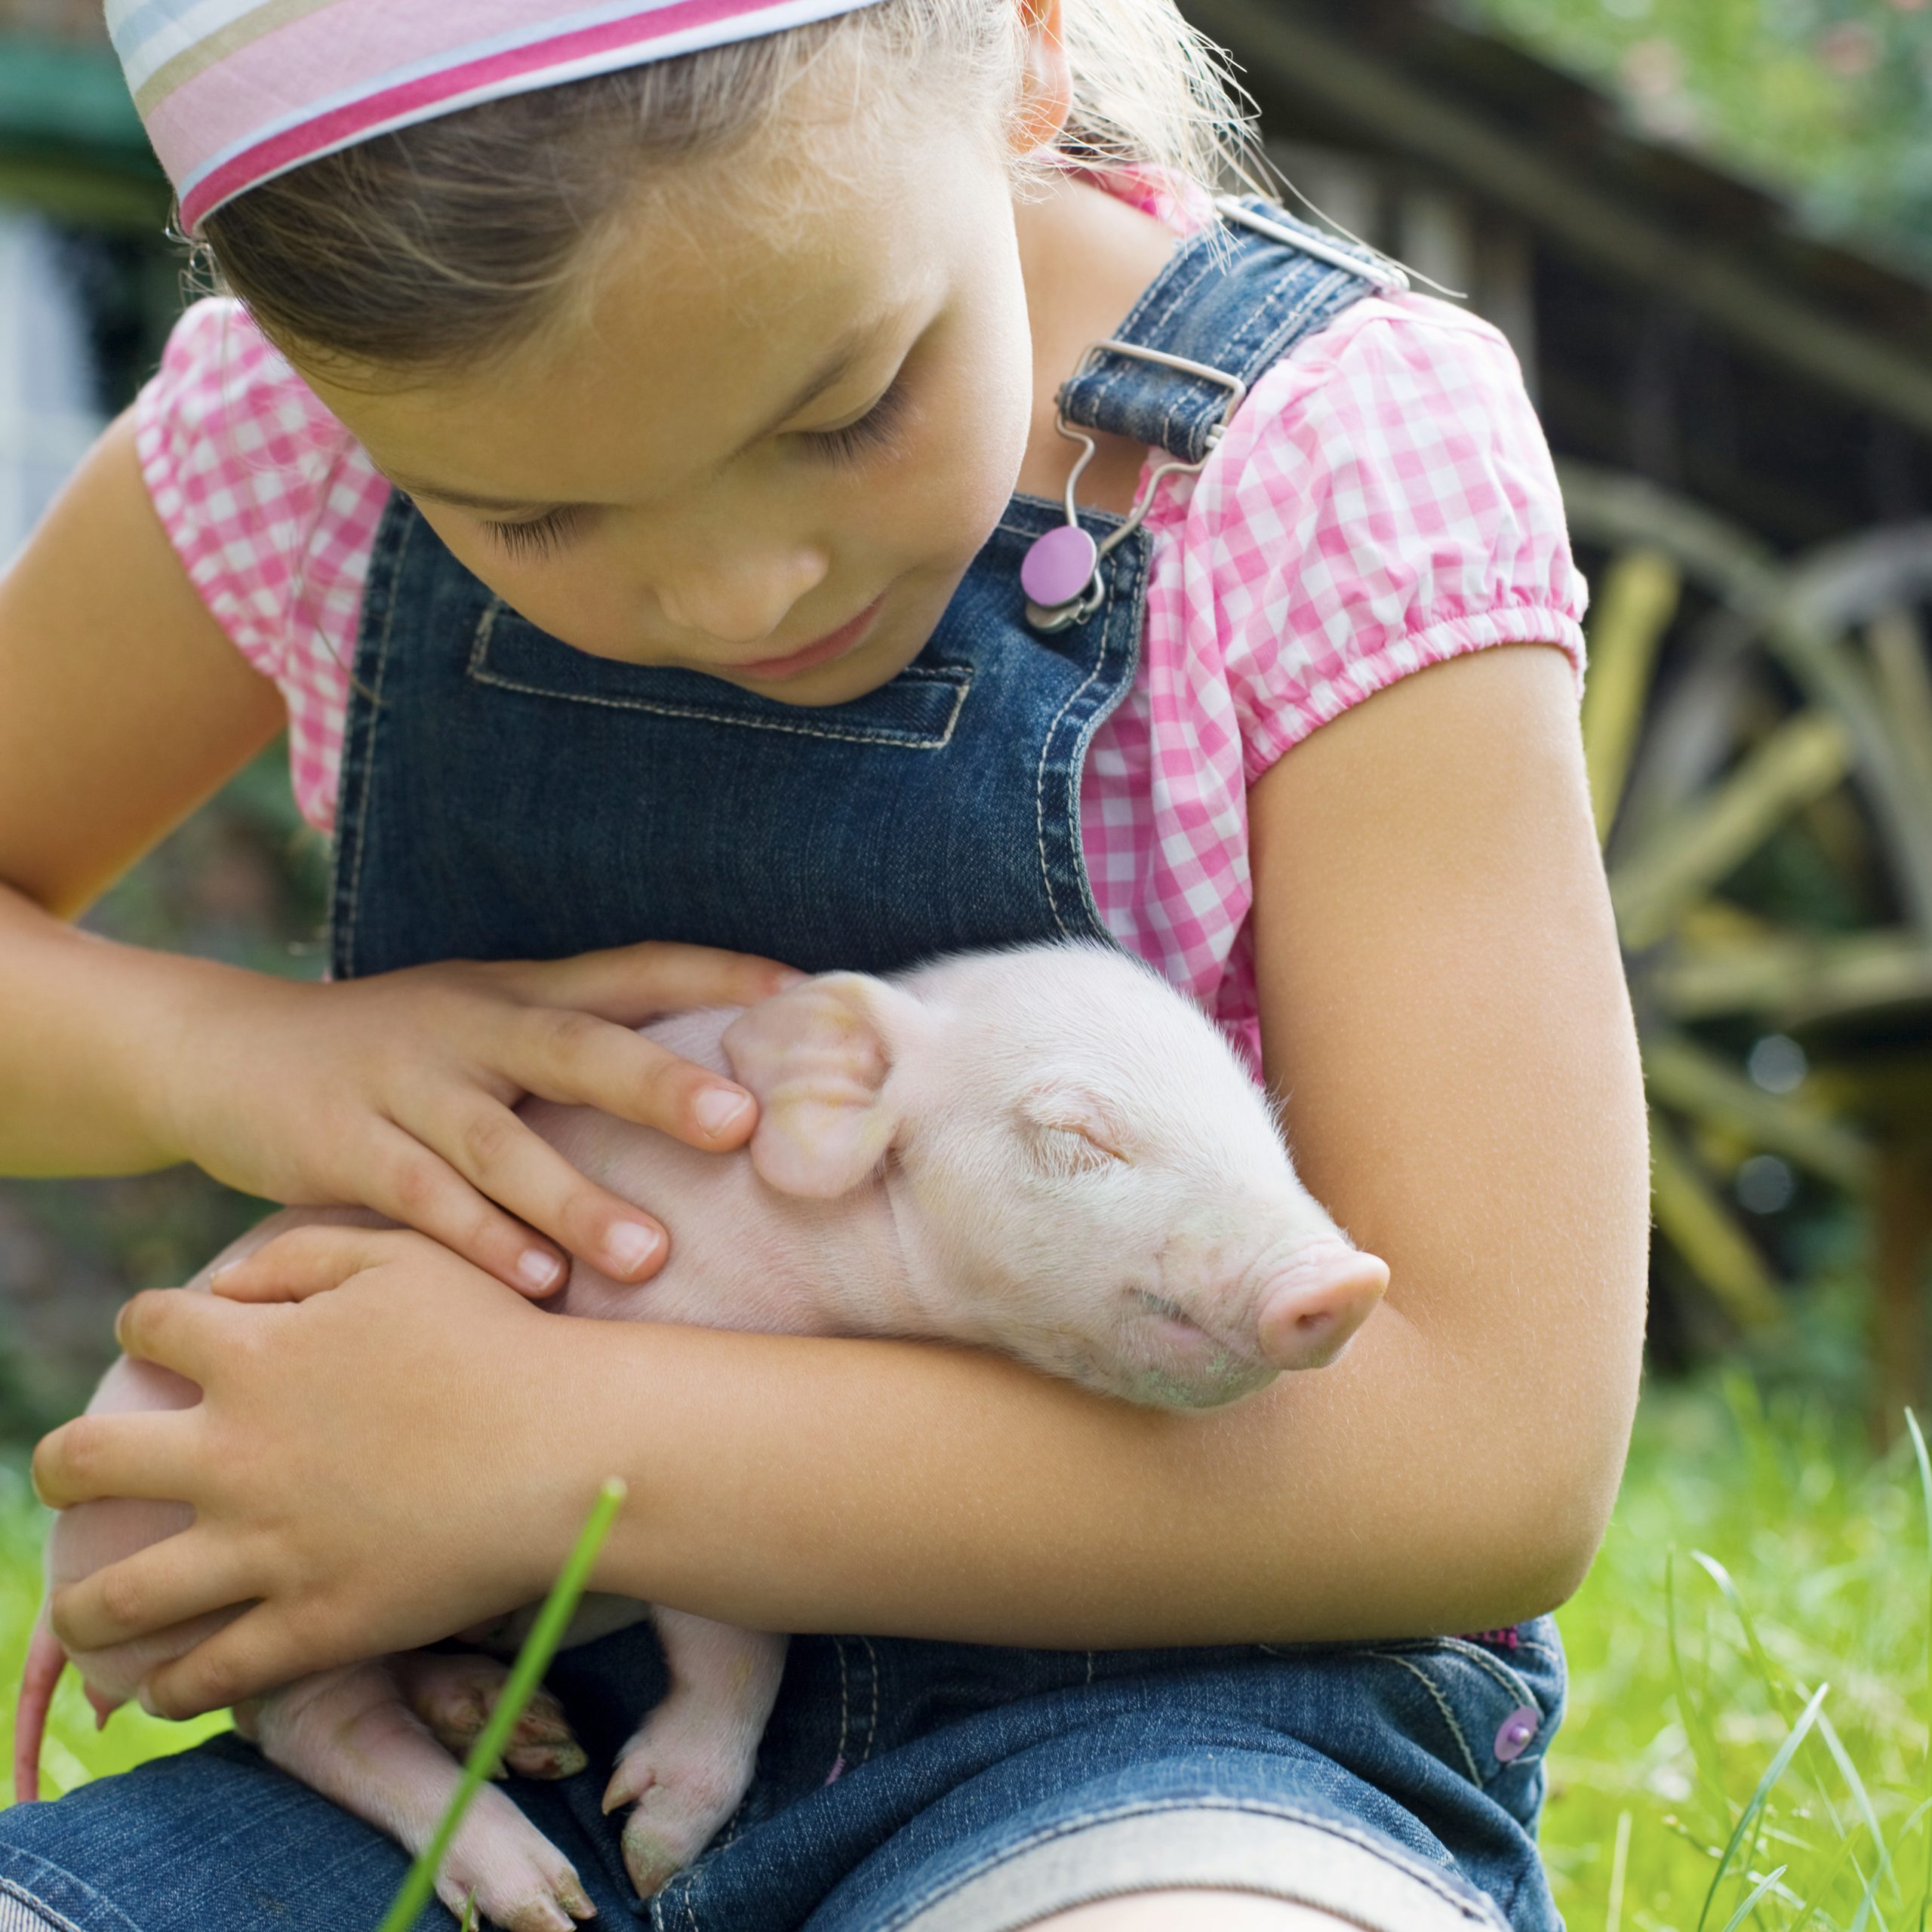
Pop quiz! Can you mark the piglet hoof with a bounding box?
[393,1651,589,1781]
[604,1756,744,1900]
[435,1783,597,1931]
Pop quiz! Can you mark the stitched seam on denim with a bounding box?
[878,1796,1501,1932]
[1369,1651,1484,1786]
[467,606,970,749]
[1064,217,1367,459]
[1145,269,1339,458]
[857,1634,881,1767]
[834,1635,852,1771]
[332,501,409,977]
[1095,262,1367,460]
[1427,1636,1543,1713]
[995,509,1128,546]
[1060,533,1146,944]
[0,1872,128,1932]
[466,666,970,748]
[1033,638,1100,940]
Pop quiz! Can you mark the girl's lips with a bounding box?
[735,594,887,681]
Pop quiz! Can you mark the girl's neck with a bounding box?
[1011,170,1183,514]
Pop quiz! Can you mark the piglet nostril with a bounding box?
[1255,1251,1389,1371]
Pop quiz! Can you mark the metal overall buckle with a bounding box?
[1021,339,1247,635]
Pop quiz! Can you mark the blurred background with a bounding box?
[8,0,1924,1444]
[5,0,1931,1441]
[5,2,1932,1921]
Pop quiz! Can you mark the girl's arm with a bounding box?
[0,417,805,1287]
[41,640,1650,1714]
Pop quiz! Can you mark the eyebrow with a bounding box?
[385,316,903,515]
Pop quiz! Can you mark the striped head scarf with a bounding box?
[109,0,887,232]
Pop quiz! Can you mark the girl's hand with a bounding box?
[146,941,801,1293]
[35,1226,607,1716]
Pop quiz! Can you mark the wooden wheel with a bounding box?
[1559,462,1932,1343]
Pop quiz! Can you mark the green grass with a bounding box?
[5,1380,1931,1931]
[1544,1375,1932,1932]
[0,1460,229,1795]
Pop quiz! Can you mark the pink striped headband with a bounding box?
[108,0,887,233]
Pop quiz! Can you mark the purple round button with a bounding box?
[1493,1706,1540,1764]
[1020,525,1099,608]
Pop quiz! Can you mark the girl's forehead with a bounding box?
[305,145,992,509]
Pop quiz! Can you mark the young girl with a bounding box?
[0,1,1648,1927]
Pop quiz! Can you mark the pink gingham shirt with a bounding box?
[134,293,1586,1064]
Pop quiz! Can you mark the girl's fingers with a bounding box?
[503,1008,757,1154]
[432,1097,668,1283]
[209,1223,443,1303]
[114,1287,253,1386]
[500,940,805,1027]
[139,1602,306,1720]
[356,1124,569,1297]
[32,1400,204,1510]
[48,1532,251,1657]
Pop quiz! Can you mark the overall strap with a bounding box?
[1059,198,1402,465]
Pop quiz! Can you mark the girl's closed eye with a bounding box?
[804,377,912,467]
[475,375,912,565]
[481,506,587,562]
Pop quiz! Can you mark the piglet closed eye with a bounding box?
[23,941,1383,1927]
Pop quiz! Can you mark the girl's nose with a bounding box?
[654,543,832,650]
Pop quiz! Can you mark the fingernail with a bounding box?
[209,1258,242,1282]
[771,968,810,989]
[605,1223,663,1276]
[694,1088,753,1137]
[137,1684,162,1718]
[518,1249,565,1292]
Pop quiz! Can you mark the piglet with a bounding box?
[15,942,1386,1930]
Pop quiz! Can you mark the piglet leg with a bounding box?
[604,1614,788,1898]
[247,1660,595,1932]
[389,1649,589,1782]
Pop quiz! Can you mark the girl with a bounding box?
[0,1,1648,1927]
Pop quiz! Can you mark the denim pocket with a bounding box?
[1350,1622,1564,1815]
[467,601,974,749]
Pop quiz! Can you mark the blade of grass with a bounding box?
[1718,1866,1789,1932]
[1784,1823,1876,1932]
[1670,1547,1740,1842]
[1907,1409,1932,1932]
[373,1477,626,1932]
[1607,1810,1632,1932]
[1697,1682,1830,1932]
[1849,1795,1932,1932]
[1690,1551,1790,1722]
[1819,1706,1888,1875]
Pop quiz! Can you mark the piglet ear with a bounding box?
[720,974,925,1198]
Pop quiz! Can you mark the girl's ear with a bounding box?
[720,974,929,1198]
[1011,0,1073,158]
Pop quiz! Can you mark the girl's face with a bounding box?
[300,118,1038,709]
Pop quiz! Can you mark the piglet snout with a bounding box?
[1254,1246,1389,1371]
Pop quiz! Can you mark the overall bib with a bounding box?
[0,202,1564,1932]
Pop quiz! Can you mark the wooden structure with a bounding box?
[1194,0,1932,1411]
[5,0,1932,1398]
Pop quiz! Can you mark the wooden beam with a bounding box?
[1189,0,1932,440]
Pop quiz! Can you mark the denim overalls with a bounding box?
[0,201,1564,1932]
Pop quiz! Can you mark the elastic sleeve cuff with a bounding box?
[1242,603,1589,784]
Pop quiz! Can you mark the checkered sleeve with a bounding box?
[132,299,384,832]
[1205,296,1589,783]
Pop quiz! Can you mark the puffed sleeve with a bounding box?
[1191,296,1589,782]
[132,297,386,832]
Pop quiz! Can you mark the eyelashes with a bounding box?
[804,378,911,467]
[475,375,912,562]
[481,506,583,561]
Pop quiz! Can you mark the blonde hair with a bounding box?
[198,0,1261,370]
